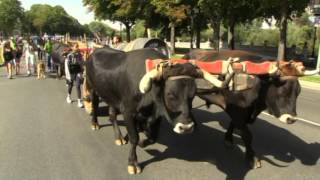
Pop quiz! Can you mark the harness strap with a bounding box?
[168,75,192,81]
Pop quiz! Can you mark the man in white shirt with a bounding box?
[24,40,37,76]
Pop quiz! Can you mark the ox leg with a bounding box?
[90,91,100,130]
[224,122,234,148]
[139,117,161,148]
[124,112,141,174]
[109,107,127,146]
[241,126,261,169]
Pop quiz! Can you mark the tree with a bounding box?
[200,0,260,50]
[0,0,24,36]
[199,0,223,50]
[151,0,189,54]
[88,21,115,41]
[83,0,143,42]
[25,4,52,35]
[25,4,87,36]
[259,0,309,60]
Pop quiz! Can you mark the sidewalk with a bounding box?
[299,80,320,90]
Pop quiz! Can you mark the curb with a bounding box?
[299,80,320,90]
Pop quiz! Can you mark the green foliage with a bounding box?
[131,20,145,39]
[0,0,24,35]
[88,21,115,37]
[287,22,314,53]
[300,76,320,83]
[235,19,279,46]
[83,0,145,41]
[150,0,189,24]
[25,4,89,36]
[259,0,310,20]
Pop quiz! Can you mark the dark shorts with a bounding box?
[67,73,83,86]
[4,59,14,65]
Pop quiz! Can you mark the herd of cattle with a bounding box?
[51,39,319,175]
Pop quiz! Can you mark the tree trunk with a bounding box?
[143,26,148,38]
[147,28,151,38]
[311,26,317,57]
[277,0,288,60]
[210,19,220,51]
[190,17,194,49]
[190,25,194,49]
[228,20,235,50]
[170,23,175,54]
[196,27,201,49]
[124,23,131,42]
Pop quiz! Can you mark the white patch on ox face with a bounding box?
[173,122,194,134]
[279,114,294,124]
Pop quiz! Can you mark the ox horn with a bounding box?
[302,68,320,76]
[200,58,235,88]
[200,69,234,88]
[139,68,162,93]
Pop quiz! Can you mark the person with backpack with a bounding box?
[65,43,84,108]
[3,41,15,79]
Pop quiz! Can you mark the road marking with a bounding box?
[261,112,320,127]
[193,103,320,128]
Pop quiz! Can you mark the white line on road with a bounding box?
[261,112,320,127]
[192,103,320,128]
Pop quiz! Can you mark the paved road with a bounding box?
[0,69,319,180]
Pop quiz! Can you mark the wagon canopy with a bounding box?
[122,38,170,57]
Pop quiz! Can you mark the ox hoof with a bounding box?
[224,140,234,149]
[115,138,127,146]
[249,157,262,169]
[127,165,141,175]
[91,124,100,131]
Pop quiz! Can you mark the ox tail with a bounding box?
[83,70,93,114]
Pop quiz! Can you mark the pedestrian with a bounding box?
[3,41,15,79]
[0,38,4,65]
[65,43,84,108]
[110,35,122,49]
[24,39,37,76]
[44,38,53,72]
[14,43,23,75]
[37,37,45,61]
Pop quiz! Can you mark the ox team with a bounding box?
[50,41,315,174]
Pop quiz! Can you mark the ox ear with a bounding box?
[139,69,161,93]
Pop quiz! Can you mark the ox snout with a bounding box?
[173,122,195,134]
[279,114,297,124]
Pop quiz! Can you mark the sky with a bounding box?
[20,0,122,30]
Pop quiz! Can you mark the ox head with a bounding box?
[265,76,301,124]
[139,62,229,134]
[279,60,320,76]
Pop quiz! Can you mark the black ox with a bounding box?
[85,48,230,174]
[184,49,303,169]
[51,42,71,77]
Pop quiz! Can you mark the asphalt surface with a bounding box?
[0,68,319,180]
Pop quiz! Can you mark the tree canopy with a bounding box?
[0,0,24,35]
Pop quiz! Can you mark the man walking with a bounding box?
[44,38,53,72]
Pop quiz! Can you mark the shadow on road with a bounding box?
[140,108,320,180]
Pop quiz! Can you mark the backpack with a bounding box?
[68,52,82,73]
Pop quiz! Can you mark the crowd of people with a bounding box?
[0,35,124,109]
[0,36,55,79]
